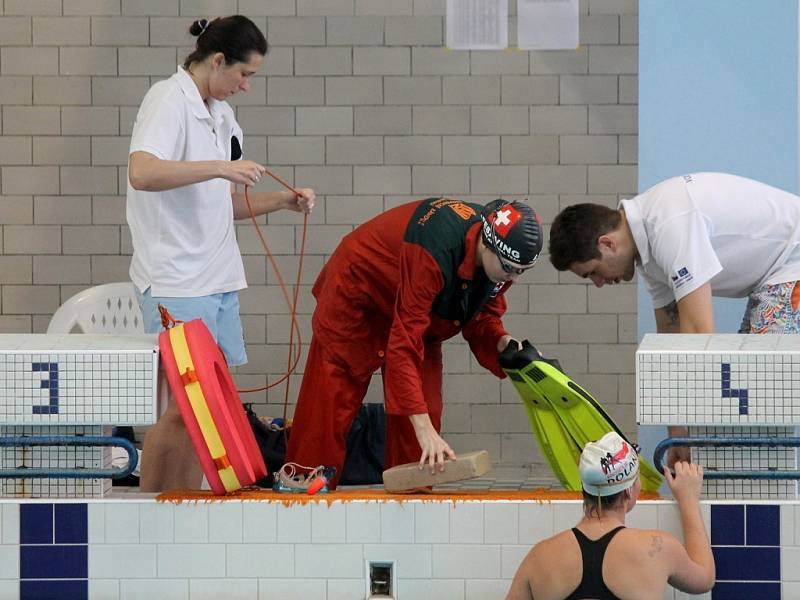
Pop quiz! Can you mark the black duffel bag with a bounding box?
[245,402,386,487]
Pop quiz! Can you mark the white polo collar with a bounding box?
[619,197,649,267]
[174,65,223,122]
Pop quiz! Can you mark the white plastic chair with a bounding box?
[47,282,144,334]
[46,282,146,478]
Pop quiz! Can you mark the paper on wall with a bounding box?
[446,0,508,50]
[518,0,579,50]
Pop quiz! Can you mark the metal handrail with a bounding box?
[653,437,800,480]
[0,435,138,479]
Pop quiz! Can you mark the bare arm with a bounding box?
[505,548,536,600]
[675,282,714,333]
[667,424,689,440]
[656,301,690,463]
[654,301,681,334]
[231,186,315,220]
[654,283,714,334]
[663,462,715,593]
[656,284,714,465]
[128,151,266,191]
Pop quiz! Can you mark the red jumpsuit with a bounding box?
[286,198,510,487]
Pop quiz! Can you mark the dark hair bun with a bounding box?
[189,19,208,37]
[183,15,267,68]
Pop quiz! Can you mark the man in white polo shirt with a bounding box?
[550,172,800,335]
[548,172,800,461]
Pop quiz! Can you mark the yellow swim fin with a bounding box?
[502,341,663,493]
[502,359,583,491]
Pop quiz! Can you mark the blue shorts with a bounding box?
[136,287,248,367]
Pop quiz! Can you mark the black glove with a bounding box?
[499,338,542,369]
[498,338,521,368]
[521,340,564,373]
[499,339,565,373]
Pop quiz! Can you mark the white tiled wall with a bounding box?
[0,497,721,600]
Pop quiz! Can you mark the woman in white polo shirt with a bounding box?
[126,15,315,491]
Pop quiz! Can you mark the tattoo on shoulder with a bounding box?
[664,301,679,324]
[648,534,664,557]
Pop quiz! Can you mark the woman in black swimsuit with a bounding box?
[506,432,715,600]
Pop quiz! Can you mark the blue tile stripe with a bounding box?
[20,580,87,600]
[20,546,87,580]
[19,504,88,600]
[55,505,87,545]
[712,581,780,600]
[746,505,780,547]
[711,504,743,546]
[710,504,781,600]
[20,505,53,545]
[713,546,780,581]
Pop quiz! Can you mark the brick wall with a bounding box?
[0,0,639,482]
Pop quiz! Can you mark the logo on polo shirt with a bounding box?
[671,266,692,288]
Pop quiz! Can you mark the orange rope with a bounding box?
[157,170,307,447]
[237,169,308,428]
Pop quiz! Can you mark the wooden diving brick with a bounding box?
[382,450,492,492]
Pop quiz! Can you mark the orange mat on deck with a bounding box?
[157,488,661,504]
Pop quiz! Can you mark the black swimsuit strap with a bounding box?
[565,526,626,600]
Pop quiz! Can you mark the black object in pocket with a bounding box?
[231,135,242,161]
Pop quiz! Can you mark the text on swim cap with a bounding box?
[482,219,522,261]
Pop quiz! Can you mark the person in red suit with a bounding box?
[286,197,543,488]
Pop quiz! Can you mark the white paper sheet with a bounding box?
[518,0,579,50]
[446,0,508,50]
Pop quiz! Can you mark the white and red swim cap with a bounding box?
[579,432,640,496]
